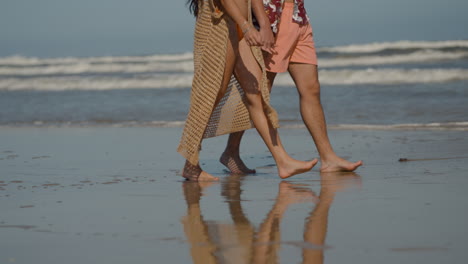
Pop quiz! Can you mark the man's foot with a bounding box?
[182,161,219,181]
[320,157,363,173]
[220,151,256,174]
[278,158,318,179]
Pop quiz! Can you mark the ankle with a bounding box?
[274,155,289,168]
[319,153,340,163]
[183,161,201,175]
[222,148,240,156]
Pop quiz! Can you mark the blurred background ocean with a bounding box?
[1,0,467,129]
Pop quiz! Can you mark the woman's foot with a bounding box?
[182,161,219,181]
[220,151,256,174]
[320,156,363,173]
[278,158,318,179]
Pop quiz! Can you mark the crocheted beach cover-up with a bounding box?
[177,0,279,166]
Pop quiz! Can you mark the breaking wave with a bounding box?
[1,40,467,90]
[317,40,468,54]
[1,68,467,91]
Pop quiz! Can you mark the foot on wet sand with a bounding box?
[320,157,363,173]
[278,158,318,179]
[182,161,219,181]
[220,152,256,174]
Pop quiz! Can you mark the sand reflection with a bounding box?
[181,172,361,263]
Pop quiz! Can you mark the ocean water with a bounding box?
[1,40,467,130]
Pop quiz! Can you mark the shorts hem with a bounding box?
[265,66,289,73]
[289,59,317,66]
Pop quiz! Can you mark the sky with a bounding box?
[1,0,467,58]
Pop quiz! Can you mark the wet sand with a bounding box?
[1,127,467,263]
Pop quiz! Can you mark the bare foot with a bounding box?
[278,158,318,179]
[182,161,219,181]
[220,151,256,174]
[320,156,363,173]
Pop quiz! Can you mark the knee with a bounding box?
[299,81,321,101]
[244,92,263,108]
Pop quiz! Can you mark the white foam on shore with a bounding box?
[0,74,194,91]
[1,40,468,77]
[277,68,468,86]
[284,121,468,131]
[3,121,468,131]
[0,120,187,128]
[111,121,186,128]
[318,40,468,54]
[2,68,468,91]
[0,53,194,66]
[319,50,468,67]
[1,50,466,76]
[2,40,466,68]
[0,61,194,75]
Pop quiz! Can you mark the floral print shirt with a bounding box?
[263,0,309,33]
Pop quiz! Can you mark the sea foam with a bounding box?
[317,40,468,54]
[1,68,468,91]
[1,40,467,90]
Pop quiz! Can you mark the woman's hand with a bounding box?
[243,25,263,47]
[259,26,275,54]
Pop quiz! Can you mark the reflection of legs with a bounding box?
[234,40,318,179]
[254,182,317,263]
[182,23,240,181]
[270,64,362,172]
[181,182,219,264]
[302,172,361,263]
[301,186,334,263]
[222,175,252,226]
[221,175,255,262]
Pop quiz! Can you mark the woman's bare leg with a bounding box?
[182,21,241,181]
[234,38,318,178]
[220,131,256,174]
[218,0,256,175]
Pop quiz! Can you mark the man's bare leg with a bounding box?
[220,0,316,178]
[268,64,362,172]
[220,131,256,174]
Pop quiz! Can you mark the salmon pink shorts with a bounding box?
[264,2,318,73]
